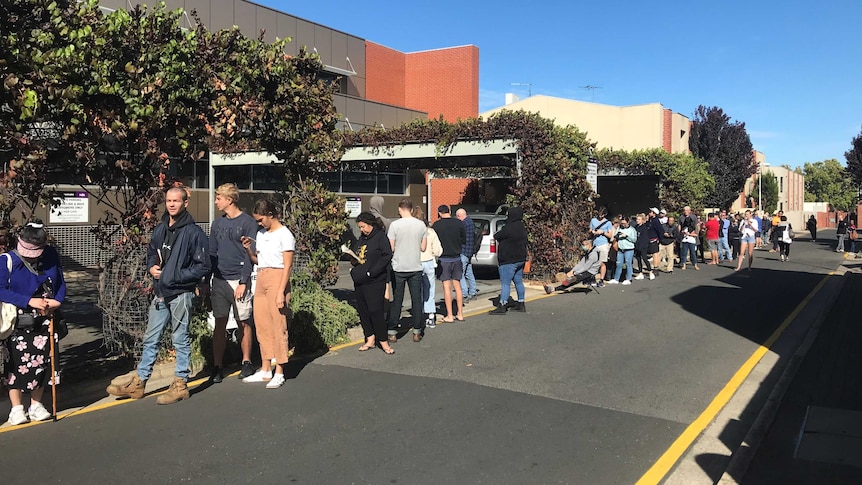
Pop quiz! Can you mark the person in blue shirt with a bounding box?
[0,221,66,425]
[589,207,613,288]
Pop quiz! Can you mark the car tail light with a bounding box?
[490,238,496,253]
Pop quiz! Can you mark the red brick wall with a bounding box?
[662,108,673,153]
[365,41,406,108]
[405,46,479,121]
[430,178,474,222]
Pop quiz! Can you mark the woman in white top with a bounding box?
[736,209,758,272]
[412,206,443,328]
[241,199,294,389]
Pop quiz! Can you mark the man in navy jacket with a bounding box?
[107,186,210,405]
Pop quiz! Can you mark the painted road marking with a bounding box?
[635,272,833,484]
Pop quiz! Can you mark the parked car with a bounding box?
[469,211,508,268]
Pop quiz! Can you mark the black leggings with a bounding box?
[554,271,594,291]
[635,250,652,273]
[778,241,791,257]
[355,280,388,342]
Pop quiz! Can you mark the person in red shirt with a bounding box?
[704,212,721,265]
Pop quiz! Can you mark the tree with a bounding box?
[688,105,756,210]
[846,125,862,187]
[803,158,856,211]
[759,172,778,213]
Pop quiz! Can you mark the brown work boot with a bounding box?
[106,374,147,399]
[156,378,189,405]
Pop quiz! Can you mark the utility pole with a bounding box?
[580,85,602,102]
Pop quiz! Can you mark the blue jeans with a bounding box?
[614,249,634,282]
[420,260,436,314]
[719,237,732,261]
[138,292,193,381]
[498,262,525,305]
[680,242,698,266]
[460,254,476,297]
[388,270,424,334]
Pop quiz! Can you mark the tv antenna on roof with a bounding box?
[580,85,602,102]
[510,82,532,97]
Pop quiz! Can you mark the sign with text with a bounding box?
[345,197,362,218]
[586,161,598,194]
[50,191,89,223]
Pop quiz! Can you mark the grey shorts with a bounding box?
[707,239,719,251]
[438,258,463,281]
[211,277,252,321]
[595,243,610,263]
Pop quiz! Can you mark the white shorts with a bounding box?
[595,243,610,263]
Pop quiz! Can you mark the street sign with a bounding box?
[50,191,89,223]
[586,161,598,194]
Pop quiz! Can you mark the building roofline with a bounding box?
[242,0,363,40]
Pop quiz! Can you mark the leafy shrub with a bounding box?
[288,272,356,353]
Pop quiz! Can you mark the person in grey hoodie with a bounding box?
[368,196,391,233]
[544,235,601,294]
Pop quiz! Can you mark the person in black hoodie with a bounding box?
[633,213,654,280]
[351,212,395,354]
[107,186,210,405]
[489,207,528,315]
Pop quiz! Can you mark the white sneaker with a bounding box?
[28,402,52,421]
[634,274,645,280]
[606,279,619,285]
[649,273,655,280]
[242,370,272,383]
[8,406,28,425]
[621,280,631,285]
[266,373,286,389]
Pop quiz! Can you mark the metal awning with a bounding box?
[342,139,519,161]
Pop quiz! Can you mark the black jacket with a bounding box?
[634,222,650,251]
[494,207,528,265]
[147,210,211,299]
[350,226,392,286]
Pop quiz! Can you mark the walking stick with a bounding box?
[47,311,58,422]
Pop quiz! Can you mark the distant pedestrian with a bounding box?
[633,213,655,280]
[776,215,793,262]
[736,210,758,272]
[729,214,742,260]
[589,207,613,287]
[679,206,700,271]
[455,209,478,302]
[608,216,636,284]
[1,221,66,425]
[488,207,528,314]
[544,235,601,294]
[432,205,466,323]
[705,212,721,265]
[240,199,294,389]
[806,215,817,242]
[718,210,732,262]
[658,214,678,273]
[208,183,259,383]
[647,208,664,271]
[387,199,428,343]
[836,215,848,253]
[848,223,858,254]
[350,212,394,355]
[413,207,442,329]
[107,186,210,404]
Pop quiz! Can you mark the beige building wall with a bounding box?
[481,95,689,154]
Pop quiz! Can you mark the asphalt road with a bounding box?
[0,237,844,484]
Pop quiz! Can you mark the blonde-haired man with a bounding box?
[209,183,260,382]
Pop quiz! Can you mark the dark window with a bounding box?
[252,165,284,190]
[215,166,252,189]
[341,172,376,193]
[324,170,407,194]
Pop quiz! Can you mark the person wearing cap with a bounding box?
[647,207,665,271]
[432,204,466,324]
[658,209,668,225]
[0,220,67,425]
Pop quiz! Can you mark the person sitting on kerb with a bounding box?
[544,235,601,294]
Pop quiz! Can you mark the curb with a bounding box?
[716,266,849,484]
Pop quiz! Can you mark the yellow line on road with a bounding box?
[635,273,832,484]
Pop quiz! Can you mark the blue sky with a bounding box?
[263,0,861,169]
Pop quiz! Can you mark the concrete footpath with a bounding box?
[1,262,542,429]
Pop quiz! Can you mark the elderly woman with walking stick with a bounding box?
[0,221,66,425]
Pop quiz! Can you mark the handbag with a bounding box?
[0,253,16,339]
